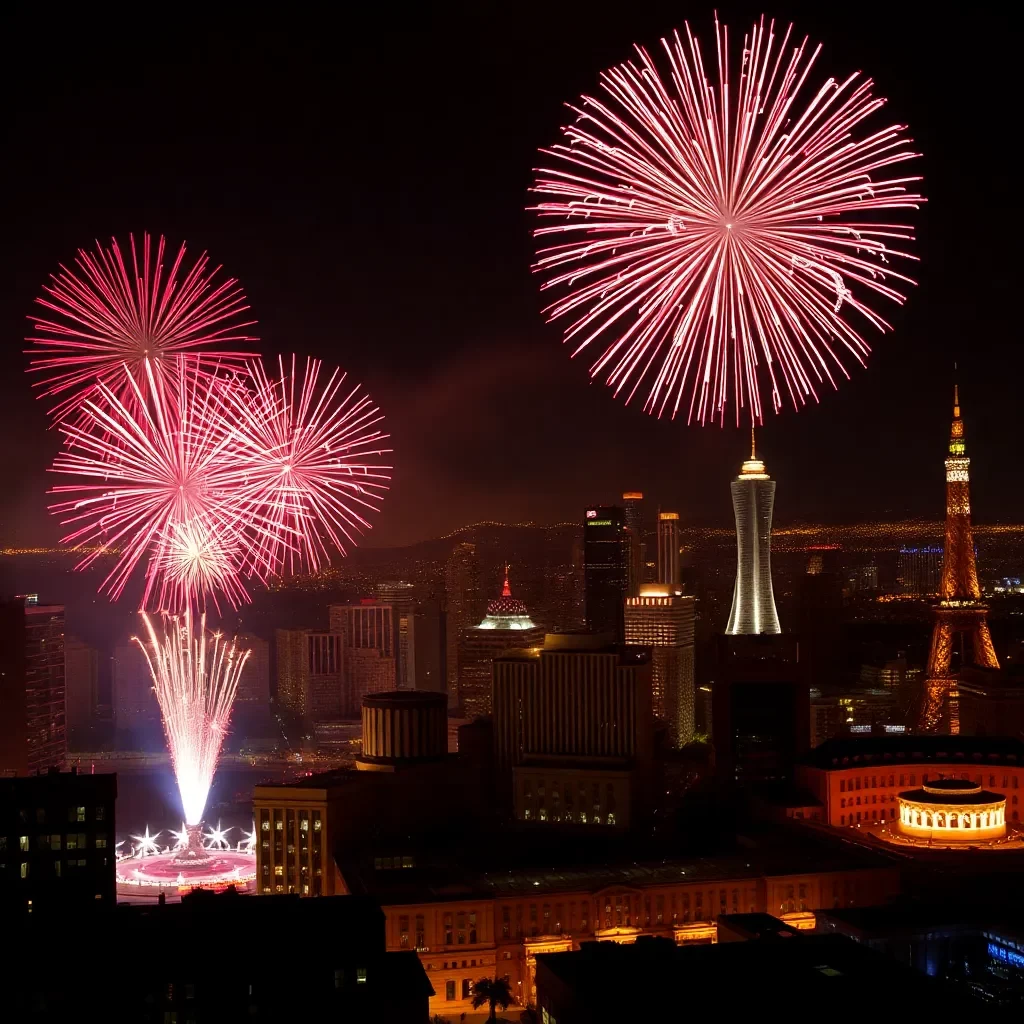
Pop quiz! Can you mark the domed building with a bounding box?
[457,569,544,718]
[897,778,1006,843]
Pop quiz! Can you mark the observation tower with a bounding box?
[725,432,781,636]
[920,385,999,732]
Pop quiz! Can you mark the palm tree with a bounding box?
[471,976,513,1023]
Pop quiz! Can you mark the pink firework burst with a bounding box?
[531,14,924,425]
[48,358,249,611]
[27,232,257,421]
[218,355,392,577]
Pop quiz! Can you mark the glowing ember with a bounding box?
[531,13,924,425]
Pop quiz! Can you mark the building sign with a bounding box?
[586,520,612,527]
[586,510,598,519]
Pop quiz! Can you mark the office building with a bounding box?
[445,543,482,706]
[625,584,696,748]
[896,546,943,596]
[583,506,628,640]
[0,769,116,914]
[376,581,416,687]
[657,511,680,589]
[64,636,99,735]
[622,491,645,598]
[235,633,271,704]
[713,634,807,784]
[458,570,543,718]
[725,437,781,635]
[408,599,445,693]
[331,601,398,712]
[493,633,653,824]
[0,597,66,777]
[274,629,346,719]
[809,688,897,748]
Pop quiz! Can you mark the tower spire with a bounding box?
[953,382,960,419]
[501,565,511,598]
[750,425,756,460]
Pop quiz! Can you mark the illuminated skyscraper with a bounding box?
[376,581,416,687]
[897,547,944,596]
[235,634,271,704]
[583,506,628,640]
[0,597,66,776]
[622,492,645,598]
[275,629,346,719]
[445,543,481,706]
[725,434,781,636]
[625,585,695,748]
[657,512,680,588]
[458,569,543,717]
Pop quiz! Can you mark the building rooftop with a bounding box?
[801,735,1024,771]
[535,932,957,1015]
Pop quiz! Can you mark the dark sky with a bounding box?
[2,3,1020,548]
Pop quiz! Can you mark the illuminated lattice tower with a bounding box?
[920,386,999,732]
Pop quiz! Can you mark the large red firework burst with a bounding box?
[48,358,250,611]
[531,14,925,425]
[218,355,392,577]
[27,232,257,421]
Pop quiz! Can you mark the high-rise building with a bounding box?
[458,569,543,718]
[408,599,446,693]
[896,546,943,596]
[622,492,645,598]
[64,636,99,735]
[725,435,781,635]
[657,512,680,589]
[274,629,346,719]
[493,634,653,825]
[922,385,999,732]
[713,634,807,784]
[0,769,116,914]
[330,602,397,713]
[376,581,416,687]
[625,584,695,748]
[583,506,628,640]
[235,634,271,704]
[445,543,481,707]
[0,597,66,776]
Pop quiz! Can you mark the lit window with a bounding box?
[19,836,29,852]
[313,819,322,831]
[76,807,86,823]
[21,862,29,879]
[274,865,283,876]
[275,820,283,831]
[95,835,107,849]
[356,968,367,985]
[261,820,270,831]
[300,819,309,832]
[50,835,61,851]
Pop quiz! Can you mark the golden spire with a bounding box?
[750,425,756,460]
[953,382,960,419]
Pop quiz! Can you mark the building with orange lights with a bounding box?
[896,778,1006,841]
[657,511,680,588]
[625,584,695,748]
[795,735,1024,829]
[622,491,645,598]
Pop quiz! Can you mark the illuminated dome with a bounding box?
[477,569,535,630]
[897,778,1006,842]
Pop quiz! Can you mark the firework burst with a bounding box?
[218,355,392,577]
[531,14,924,425]
[135,610,249,826]
[48,358,247,610]
[27,232,257,421]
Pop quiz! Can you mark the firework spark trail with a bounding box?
[531,14,924,425]
[135,611,250,826]
[217,355,393,577]
[47,357,251,611]
[27,232,257,422]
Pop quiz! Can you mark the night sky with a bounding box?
[2,3,1019,548]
